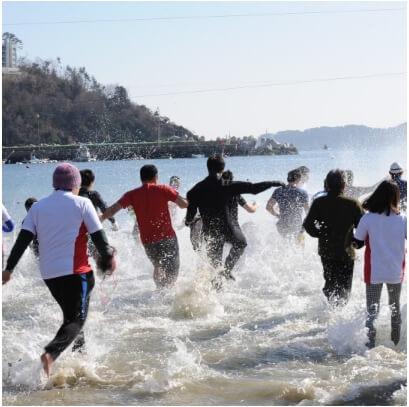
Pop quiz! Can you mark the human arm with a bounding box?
[3,229,34,284]
[100,202,122,222]
[90,229,116,273]
[227,180,285,196]
[185,189,198,226]
[244,202,259,213]
[266,197,279,217]
[175,195,188,209]
[92,191,118,227]
[302,200,323,238]
[353,214,367,250]
[2,219,15,233]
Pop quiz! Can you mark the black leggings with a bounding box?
[205,226,247,273]
[320,257,354,306]
[44,271,95,361]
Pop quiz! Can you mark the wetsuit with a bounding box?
[79,188,117,225]
[303,191,364,305]
[186,175,281,274]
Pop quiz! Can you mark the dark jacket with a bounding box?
[186,175,279,237]
[303,191,364,261]
[79,188,116,224]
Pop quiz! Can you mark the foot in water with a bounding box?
[211,269,235,291]
[41,352,54,378]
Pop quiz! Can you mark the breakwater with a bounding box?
[2,140,297,163]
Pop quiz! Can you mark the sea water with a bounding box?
[2,147,407,405]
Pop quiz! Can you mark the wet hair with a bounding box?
[297,166,310,182]
[80,169,95,188]
[324,169,346,194]
[287,169,302,183]
[140,164,158,182]
[345,170,354,186]
[207,154,225,174]
[362,180,400,216]
[222,170,233,182]
[169,176,180,189]
[25,197,38,212]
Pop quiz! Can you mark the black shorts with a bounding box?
[143,236,180,276]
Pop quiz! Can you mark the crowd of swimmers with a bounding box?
[2,156,407,377]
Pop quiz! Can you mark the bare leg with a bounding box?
[41,352,54,378]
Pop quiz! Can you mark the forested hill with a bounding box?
[2,60,197,146]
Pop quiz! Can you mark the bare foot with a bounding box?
[40,353,53,378]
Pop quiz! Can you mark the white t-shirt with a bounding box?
[22,190,102,280]
[354,211,406,284]
[2,204,12,223]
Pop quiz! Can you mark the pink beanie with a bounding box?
[53,163,81,190]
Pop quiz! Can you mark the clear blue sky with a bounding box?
[2,1,406,139]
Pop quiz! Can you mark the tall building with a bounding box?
[2,39,17,68]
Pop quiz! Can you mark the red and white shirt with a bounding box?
[355,211,406,284]
[118,183,178,245]
[22,190,102,279]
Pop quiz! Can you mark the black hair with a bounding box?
[324,169,346,194]
[287,169,302,183]
[80,169,95,188]
[25,197,38,211]
[362,180,400,216]
[207,154,225,174]
[221,170,233,182]
[140,164,158,182]
[345,170,354,186]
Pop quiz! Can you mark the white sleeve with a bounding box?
[82,199,103,234]
[354,215,368,241]
[21,206,36,235]
[2,204,11,223]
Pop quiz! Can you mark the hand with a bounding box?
[271,181,285,187]
[2,219,14,233]
[111,221,119,231]
[97,247,117,275]
[2,270,12,285]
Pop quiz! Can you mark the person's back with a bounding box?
[305,192,363,260]
[120,183,177,245]
[25,190,101,278]
[272,185,308,236]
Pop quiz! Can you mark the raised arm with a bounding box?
[227,180,285,196]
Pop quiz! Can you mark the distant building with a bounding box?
[2,39,17,68]
[255,133,281,149]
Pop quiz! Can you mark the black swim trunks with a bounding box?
[143,236,180,277]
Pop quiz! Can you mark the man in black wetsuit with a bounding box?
[185,155,284,285]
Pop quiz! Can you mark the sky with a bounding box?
[2,1,407,140]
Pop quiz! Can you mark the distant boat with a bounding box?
[73,145,96,162]
[191,153,204,158]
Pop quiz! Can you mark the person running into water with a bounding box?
[24,197,39,257]
[79,169,119,231]
[344,170,380,200]
[303,169,364,306]
[185,154,284,285]
[266,168,309,240]
[2,163,116,377]
[353,180,406,348]
[101,164,188,288]
[389,162,407,212]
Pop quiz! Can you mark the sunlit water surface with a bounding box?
[2,147,407,405]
